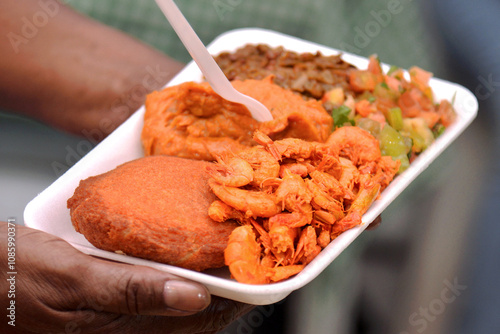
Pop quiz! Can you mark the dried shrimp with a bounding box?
[208,129,399,284]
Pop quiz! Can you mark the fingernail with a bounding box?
[163,280,210,312]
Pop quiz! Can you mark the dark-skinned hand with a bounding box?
[0,222,254,334]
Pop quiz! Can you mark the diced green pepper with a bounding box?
[403,135,413,155]
[386,107,403,131]
[379,124,410,173]
[395,154,410,173]
[402,118,434,153]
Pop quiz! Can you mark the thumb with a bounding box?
[75,256,211,316]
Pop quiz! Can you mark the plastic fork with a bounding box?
[154,0,273,122]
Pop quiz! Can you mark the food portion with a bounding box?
[337,55,457,171]
[207,129,399,284]
[67,156,239,271]
[142,77,333,161]
[205,45,457,284]
[214,43,355,102]
[69,43,457,285]
[215,46,457,172]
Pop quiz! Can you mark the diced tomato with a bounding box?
[409,66,433,92]
[349,69,382,92]
[437,99,457,127]
[375,97,397,116]
[355,99,375,117]
[367,55,383,76]
[398,90,420,117]
[384,75,403,95]
[413,88,433,111]
[422,86,435,103]
[398,88,433,117]
[322,87,345,106]
[419,111,441,129]
[389,67,406,80]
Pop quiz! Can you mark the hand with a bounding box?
[365,215,382,231]
[0,222,254,333]
[0,1,185,137]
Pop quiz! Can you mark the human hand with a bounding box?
[0,222,253,333]
[365,215,382,231]
[0,1,185,138]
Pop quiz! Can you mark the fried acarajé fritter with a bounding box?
[141,76,333,161]
[67,155,238,271]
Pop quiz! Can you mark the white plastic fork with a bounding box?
[154,0,273,122]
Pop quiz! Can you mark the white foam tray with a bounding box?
[24,28,477,305]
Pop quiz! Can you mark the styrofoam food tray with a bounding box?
[24,28,477,305]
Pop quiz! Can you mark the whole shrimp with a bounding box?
[364,155,400,191]
[236,146,280,188]
[274,138,327,162]
[208,200,248,224]
[315,223,332,248]
[305,179,345,221]
[279,162,310,178]
[337,157,360,192]
[269,212,311,228]
[225,225,270,284]
[268,223,299,265]
[275,169,313,214]
[208,155,254,187]
[313,209,342,225]
[326,126,381,166]
[208,179,281,218]
[225,225,305,284]
[254,130,327,162]
[309,170,354,200]
[252,130,282,161]
[294,226,321,265]
[331,182,381,238]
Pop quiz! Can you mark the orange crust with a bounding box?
[67,156,238,271]
[141,77,333,161]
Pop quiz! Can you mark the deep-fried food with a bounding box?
[67,156,238,271]
[141,76,333,161]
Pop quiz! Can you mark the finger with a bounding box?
[75,257,211,316]
[11,223,243,334]
[17,224,211,317]
[101,296,256,334]
[365,215,382,230]
[179,296,255,333]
